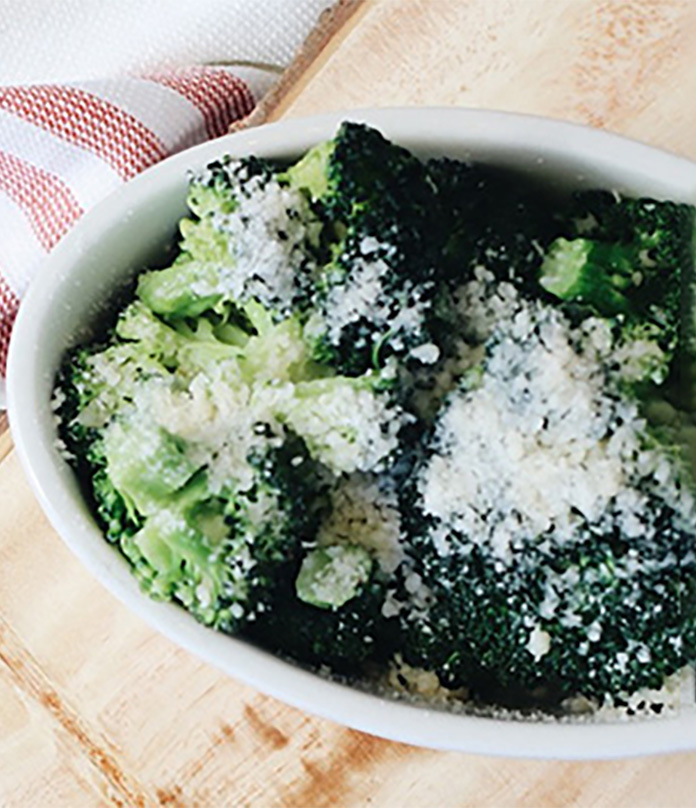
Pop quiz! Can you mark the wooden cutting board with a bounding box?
[4,1,696,805]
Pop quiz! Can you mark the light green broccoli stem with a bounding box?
[103,415,200,515]
[539,237,635,315]
[296,544,373,609]
[280,140,335,201]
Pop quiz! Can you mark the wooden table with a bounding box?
[4,1,696,805]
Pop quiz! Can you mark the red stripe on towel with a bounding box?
[144,68,254,139]
[0,150,83,250]
[0,275,19,376]
[0,85,167,179]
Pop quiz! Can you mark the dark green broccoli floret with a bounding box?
[286,122,437,239]
[427,159,562,290]
[244,555,398,675]
[400,498,696,707]
[539,192,695,357]
[283,122,443,375]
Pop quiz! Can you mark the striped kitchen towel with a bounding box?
[0,65,274,390]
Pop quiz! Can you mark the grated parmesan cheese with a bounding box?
[284,380,404,475]
[318,237,431,351]
[192,167,319,313]
[317,473,404,573]
[418,291,692,559]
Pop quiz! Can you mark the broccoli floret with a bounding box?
[115,298,321,386]
[401,506,696,706]
[283,123,442,375]
[296,544,374,609]
[56,318,183,436]
[137,253,225,319]
[54,345,105,449]
[539,238,636,314]
[236,300,321,385]
[398,298,696,707]
[102,414,200,515]
[279,370,404,475]
[284,122,436,233]
[58,287,396,632]
[120,477,281,632]
[91,462,142,542]
[282,140,334,201]
[139,155,321,320]
[137,158,270,318]
[427,158,561,290]
[55,351,144,541]
[539,192,695,359]
[244,556,398,675]
[114,434,322,633]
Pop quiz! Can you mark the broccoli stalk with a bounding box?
[539,238,637,315]
[120,462,308,632]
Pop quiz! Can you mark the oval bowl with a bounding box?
[7,107,696,759]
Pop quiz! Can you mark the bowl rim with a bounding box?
[7,106,696,759]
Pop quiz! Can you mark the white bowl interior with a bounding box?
[7,108,696,758]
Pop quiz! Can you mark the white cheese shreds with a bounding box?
[409,342,440,364]
[317,474,404,573]
[454,265,520,344]
[193,167,319,312]
[319,237,430,351]
[284,380,404,475]
[527,625,552,661]
[418,294,693,559]
[145,363,290,495]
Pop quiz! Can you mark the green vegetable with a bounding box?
[540,192,695,360]
[246,565,397,674]
[54,122,696,711]
[296,544,373,609]
[283,122,443,375]
[401,515,696,705]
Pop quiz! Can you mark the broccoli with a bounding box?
[398,298,696,707]
[282,122,443,375]
[244,549,398,675]
[539,192,695,361]
[138,155,321,320]
[59,331,327,632]
[401,506,696,706]
[427,158,562,290]
[296,543,374,609]
[539,238,637,314]
[279,371,405,475]
[58,260,404,635]
[117,437,321,633]
[55,121,696,717]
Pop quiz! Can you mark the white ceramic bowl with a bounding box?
[8,108,696,758]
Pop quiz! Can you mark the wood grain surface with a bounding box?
[4,1,696,805]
